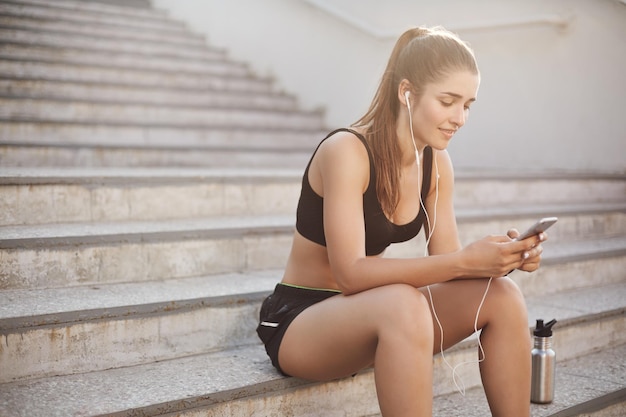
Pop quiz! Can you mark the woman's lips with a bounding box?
[440,128,457,139]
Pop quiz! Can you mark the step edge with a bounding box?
[1,166,624,184]
[456,202,626,222]
[1,0,180,23]
[546,387,626,417]
[1,273,623,335]
[0,53,249,79]
[0,15,208,45]
[0,216,296,248]
[2,215,624,248]
[0,289,270,332]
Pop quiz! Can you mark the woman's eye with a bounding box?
[440,101,453,107]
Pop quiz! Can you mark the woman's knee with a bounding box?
[488,277,528,321]
[373,284,433,343]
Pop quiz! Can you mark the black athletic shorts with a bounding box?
[256,283,341,375]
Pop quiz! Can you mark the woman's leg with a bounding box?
[421,277,531,417]
[279,284,435,417]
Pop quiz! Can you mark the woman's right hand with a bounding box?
[459,233,544,278]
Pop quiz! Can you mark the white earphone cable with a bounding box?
[407,92,491,396]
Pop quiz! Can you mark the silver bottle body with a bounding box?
[531,336,556,403]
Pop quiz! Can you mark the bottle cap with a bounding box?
[534,319,557,337]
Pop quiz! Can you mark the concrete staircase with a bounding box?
[0,0,325,168]
[0,1,624,416]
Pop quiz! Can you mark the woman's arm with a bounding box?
[425,150,545,276]
[317,133,538,295]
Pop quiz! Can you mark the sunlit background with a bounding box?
[154,0,626,174]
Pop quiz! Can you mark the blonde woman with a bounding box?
[257,26,545,417]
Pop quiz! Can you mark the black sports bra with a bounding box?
[295,128,432,256]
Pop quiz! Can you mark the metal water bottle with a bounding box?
[531,319,557,404]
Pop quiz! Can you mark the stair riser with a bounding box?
[0,61,272,94]
[0,79,296,110]
[589,402,626,417]
[0,182,301,225]
[201,372,380,417]
[161,314,626,417]
[0,1,189,33]
[456,211,626,246]
[455,177,626,207]
[0,121,322,149]
[512,255,626,297]
[0,270,623,383]
[552,314,626,364]
[0,14,207,47]
[0,43,243,77]
[1,216,623,290]
[195,322,626,417]
[393,240,626,297]
[0,144,314,168]
[0,300,262,383]
[1,176,623,226]
[0,28,224,61]
[4,304,621,391]
[388,211,626,258]
[0,99,324,130]
[0,61,271,92]
[0,233,293,290]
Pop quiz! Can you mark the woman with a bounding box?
[257,26,545,417]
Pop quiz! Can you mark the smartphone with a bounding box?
[514,217,558,241]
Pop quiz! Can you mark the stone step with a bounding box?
[0,285,623,415]
[0,240,624,382]
[0,78,296,109]
[0,207,624,289]
[394,236,626,298]
[404,201,626,249]
[509,239,626,297]
[387,344,626,417]
[0,121,322,150]
[0,43,240,76]
[0,97,325,130]
[82,0,152,9]
[0,10,207,48]
[453,171,626,207]
[0,26,227,61]
[0,60,274,93]
[0,167,624,225]
[0,0,189,34]
[0,167,303,225]
[6,0,166,16]
[382,202,626,256]
[0,138,316,168]
[0,215,294,289]
[0,270,278,383]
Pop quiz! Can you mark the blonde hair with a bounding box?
[353,26,478,216]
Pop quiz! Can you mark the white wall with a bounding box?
[152,0,626,174]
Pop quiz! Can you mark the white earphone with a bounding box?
[405,90,420,168]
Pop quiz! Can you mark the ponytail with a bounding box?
[353,26,478,216]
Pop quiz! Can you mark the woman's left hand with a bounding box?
[506,229,546,272]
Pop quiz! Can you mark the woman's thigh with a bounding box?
[420,277,528,353]
[278,283,432,381]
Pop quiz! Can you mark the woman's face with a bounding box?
[410,70,480,150]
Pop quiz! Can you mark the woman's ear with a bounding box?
[398,79,413,107]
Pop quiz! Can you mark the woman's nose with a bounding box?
[451,105,467,128]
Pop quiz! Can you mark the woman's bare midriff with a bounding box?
[281,232,337,290]
[281,231,382,291]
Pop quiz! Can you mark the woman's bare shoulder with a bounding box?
[311,129,370,194]
[316,129,368,166]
